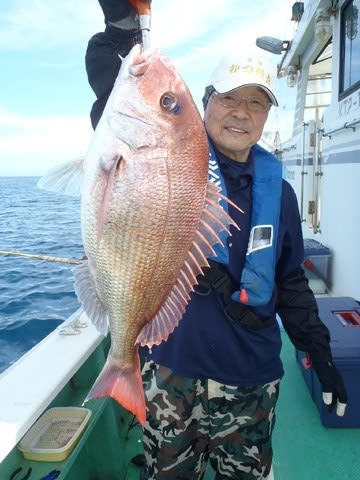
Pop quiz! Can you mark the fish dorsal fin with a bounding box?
[136,180,239,347]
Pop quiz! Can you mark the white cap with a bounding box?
[206,53,278,106]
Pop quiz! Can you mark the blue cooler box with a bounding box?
[303,238,331,281]
[296,296,360,427]
[303,239,331,294]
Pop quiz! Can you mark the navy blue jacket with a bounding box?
[143,147,304,386]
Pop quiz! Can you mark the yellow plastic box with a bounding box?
[18,407,92,462]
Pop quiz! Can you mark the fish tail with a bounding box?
[84,354,146,426]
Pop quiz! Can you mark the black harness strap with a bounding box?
[195,260,275,331]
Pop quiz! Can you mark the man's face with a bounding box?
[204,85,271,162]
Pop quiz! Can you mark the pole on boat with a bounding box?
[128,0,152,49]
[0,249,81,265]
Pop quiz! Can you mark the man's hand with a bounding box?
[312,360,348,416]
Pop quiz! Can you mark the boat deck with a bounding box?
[269,333,360,480]
[1,333,359,479]
[205,332,360,479]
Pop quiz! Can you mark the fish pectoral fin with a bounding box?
[137,180,241,348]
[73,260,109,336]
[84,354,146,426]
[37,157,85,196]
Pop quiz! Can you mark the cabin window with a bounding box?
[304,41,332,122]
[340,0,360,96]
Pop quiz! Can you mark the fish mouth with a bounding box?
[128,46,158,77]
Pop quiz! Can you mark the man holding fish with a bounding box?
[83,1,348,478]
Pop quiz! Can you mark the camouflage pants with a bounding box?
[141,360,280,480]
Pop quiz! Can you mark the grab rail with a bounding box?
[322,118,360,138]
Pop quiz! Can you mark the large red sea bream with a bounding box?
[39,45,239,426]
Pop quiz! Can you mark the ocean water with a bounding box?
[0,176,84,374]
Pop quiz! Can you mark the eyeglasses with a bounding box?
[212,91,271,113]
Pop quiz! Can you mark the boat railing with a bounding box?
[322,117,360,138]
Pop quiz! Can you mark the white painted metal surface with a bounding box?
[275,0,360,299]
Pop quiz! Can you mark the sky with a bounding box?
[0,0,298,176]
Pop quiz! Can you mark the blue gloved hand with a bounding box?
[311,359,348,416]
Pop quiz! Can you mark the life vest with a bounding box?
[208,142,282,307]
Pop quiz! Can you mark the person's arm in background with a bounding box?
[275,183,347,416]
[85,0,142,129]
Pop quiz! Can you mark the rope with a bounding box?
[0,249,81,265]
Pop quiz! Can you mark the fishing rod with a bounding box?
[0,249,81,265]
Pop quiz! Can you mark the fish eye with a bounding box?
[160,92,179,112]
